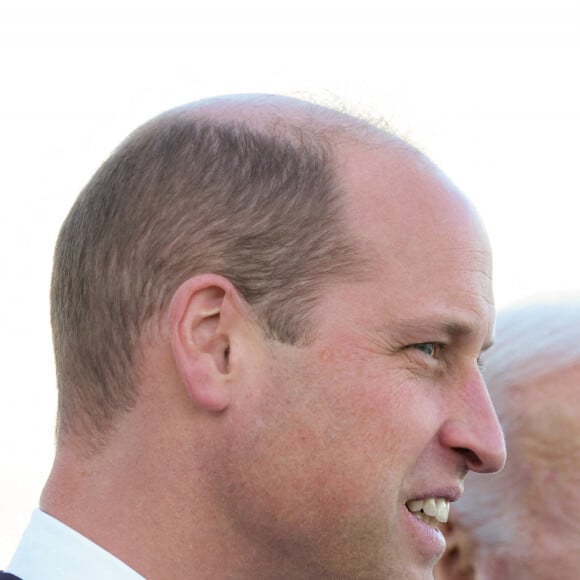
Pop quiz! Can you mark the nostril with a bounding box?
[453,447,482,470]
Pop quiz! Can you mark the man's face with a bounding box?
[220,141,506,579]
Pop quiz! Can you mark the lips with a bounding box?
[402,497,448,563]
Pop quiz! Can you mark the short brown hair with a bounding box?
[51,108,363,442]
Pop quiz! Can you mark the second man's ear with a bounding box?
[168,274,240,413]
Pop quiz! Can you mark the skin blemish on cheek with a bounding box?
[318,348,334,363]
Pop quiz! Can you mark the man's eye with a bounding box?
[413,343,439,357]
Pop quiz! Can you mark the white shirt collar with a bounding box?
[8,509,145,580]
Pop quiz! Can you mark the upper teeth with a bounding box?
[406,498,449,523]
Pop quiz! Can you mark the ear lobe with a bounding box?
[435,520,477,580]
[168,275,237,413]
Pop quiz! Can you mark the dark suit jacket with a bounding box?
[0,573,22,579]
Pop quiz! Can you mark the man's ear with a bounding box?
[434,520,477,580]
[168,274,243,413]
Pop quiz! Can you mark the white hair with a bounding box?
[484,297,580,397]
[452,295,580,553]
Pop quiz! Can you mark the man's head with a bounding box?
[51,95,366,441]
[435,299,580,579]
[46,94,505,579]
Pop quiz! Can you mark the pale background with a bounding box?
[1,0,579,564]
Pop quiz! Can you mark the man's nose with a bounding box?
[439,370,506,474]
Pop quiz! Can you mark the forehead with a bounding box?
[337,138,491,254]
[335,139,494,330]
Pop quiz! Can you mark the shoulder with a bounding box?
[0,573,23,580]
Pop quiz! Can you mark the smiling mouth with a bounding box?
[405,498,449,528]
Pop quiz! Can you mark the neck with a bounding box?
[40,420,327,580]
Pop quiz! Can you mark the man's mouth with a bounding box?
[405,498,449,528]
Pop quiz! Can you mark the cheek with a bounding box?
[224,371,386,524]
[311,354,437,487]
[221,342,443,541]
[218,403,378,547]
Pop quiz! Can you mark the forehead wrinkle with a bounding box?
[431,250,492,276]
